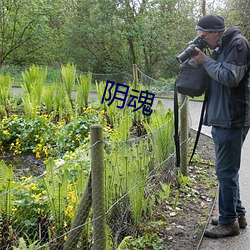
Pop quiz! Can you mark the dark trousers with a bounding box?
[211,126,249,225]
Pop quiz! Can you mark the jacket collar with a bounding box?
[212,26,241,58]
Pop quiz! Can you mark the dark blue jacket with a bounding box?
[203,26,250,128]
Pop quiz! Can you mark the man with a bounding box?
[192,15,250,238]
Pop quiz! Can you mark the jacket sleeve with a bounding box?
[203,37,250,87]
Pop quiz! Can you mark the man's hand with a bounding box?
[192,47,207,64]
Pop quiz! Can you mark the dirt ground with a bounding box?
[1,128,217,250]
[158,130,217,250]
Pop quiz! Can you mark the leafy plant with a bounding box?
[0,161,15,222]
[60,62,76,102]
[13,236,42,250]
[76,72,92,110]
[43,84,56,114]
[144,100,174,164]
[21,65,47,118]
[0,73,12,117]
[12,176,48,241]
[117,233,163,250]
[158,182,171,203]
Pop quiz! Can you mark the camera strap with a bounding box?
[174,85,208,168]
[189,91,208,164]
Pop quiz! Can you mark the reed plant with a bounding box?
[43,159,69,245]
[144,100,174,164]
[21,65,47,118]
[105,125,153,228]
[96,81,106,110]
[52,82,73,122]
[0,161,14,222]
[60,63,76,102]
[105,136,153,247]
[126,139,151,224]
[43,84,56,114]
[76,72,92,112]
[0,73,12,116]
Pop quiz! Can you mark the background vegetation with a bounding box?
[0,0,238,248]
[0,0,249,80]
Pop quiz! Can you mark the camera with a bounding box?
[176,36,208,64]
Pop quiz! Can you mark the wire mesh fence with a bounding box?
[0,65,190,249]
[0,117,185,249]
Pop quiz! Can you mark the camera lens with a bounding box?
[176,45,198,63]
[176,36,208,63]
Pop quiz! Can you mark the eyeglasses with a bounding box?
[198,32,214,40]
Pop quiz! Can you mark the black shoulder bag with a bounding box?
[174,58,210,168]
[175,58,208,97]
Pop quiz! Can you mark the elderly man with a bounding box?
[192,15,250,238]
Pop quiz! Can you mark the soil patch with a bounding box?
[0,152,45,180]
[0,130,217,249]
[159,130,217,250]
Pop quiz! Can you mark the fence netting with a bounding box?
[0,66,193,249]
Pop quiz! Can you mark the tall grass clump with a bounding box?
[61,63,76,103]
[21,65,47,118]
[0,73,12,117]
[144,100,175,164]
[43,84,56,114]
[76,72,92,112]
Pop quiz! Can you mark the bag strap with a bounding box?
[174,80,208,168]
[188,91,208,164]
[174,80,180,168]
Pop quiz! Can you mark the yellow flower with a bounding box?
[26,183,37,191]
[3,130,9,135]
[12,207,17,212]
[65,205,74,218]
[71,195,76,204]
[14,149,22,155]
[36,152,41,158]
[32,193,42,201]
[43,147,49,157]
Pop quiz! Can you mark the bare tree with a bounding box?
[0,0,48,65]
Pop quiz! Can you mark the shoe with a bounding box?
[211,214,247,229]
[204,222,240,238]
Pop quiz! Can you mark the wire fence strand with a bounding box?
[0,66,192,249]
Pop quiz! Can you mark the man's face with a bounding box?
[196,30,222,49]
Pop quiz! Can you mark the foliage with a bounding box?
[0,73,12,116]
[12,176,49,241]
[0,0,52,65]
[76,71,92,110]
[61,63,76,101]
[117,233,163,250]
[13,235,46,250]
[21,65,47,118]
[0,72,177,248]
[0,0,240,78]
[0,161,15,222]
[0,149,91,248]
[144,100,175,164]
[0,109,101,158]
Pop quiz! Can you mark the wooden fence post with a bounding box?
[63,175,92,250]
[91,124,106,250]
[133,64,138,87]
